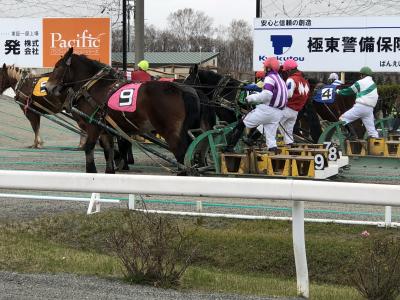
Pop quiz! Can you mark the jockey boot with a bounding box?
[268,147,279,155]
[242,128,262,146]
[344,124,358,140]
[224,119,245,152]
[390,117,400,133]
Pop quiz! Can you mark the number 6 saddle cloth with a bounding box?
[313,84,337,104]
[107,82,142,113]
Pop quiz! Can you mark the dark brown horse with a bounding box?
[184,65,245,124]
[306,81,365,139]
[0,64,71,148]
[46,48,211,173]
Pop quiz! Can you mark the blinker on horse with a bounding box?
[46,47,208,174]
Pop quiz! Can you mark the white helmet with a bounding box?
[328,73,339,81]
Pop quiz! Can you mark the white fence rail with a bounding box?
[1,170,400,298]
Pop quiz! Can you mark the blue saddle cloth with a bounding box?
[243,83,262,93]
[313,84,337,104]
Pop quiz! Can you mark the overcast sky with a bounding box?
[0,0,257,29]
[144,0,256,28]
[1,0,398,29]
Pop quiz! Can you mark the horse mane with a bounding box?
[6,65,23,81]
[73,54,118,77]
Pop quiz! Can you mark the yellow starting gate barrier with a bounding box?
[220,148,341,179]
[346,136,400,158]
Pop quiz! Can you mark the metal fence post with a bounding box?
[385,206,392,227]
[292,201,309,298]
[128,194,135,210]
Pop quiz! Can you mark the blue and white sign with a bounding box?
[313,85,337,104]
[253,16,400,72]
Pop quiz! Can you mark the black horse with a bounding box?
[184,65,246,124]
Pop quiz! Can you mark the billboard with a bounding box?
[0,18,111,68]
[253,17,400,72]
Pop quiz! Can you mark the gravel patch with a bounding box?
[0,272,293,300]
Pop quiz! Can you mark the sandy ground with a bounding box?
[0,94,399,225]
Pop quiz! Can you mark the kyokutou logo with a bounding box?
[270,35,293,55]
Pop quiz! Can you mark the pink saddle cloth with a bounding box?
[107,83,141,113]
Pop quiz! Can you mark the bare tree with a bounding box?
[261,0,400,18]
[215,20,253,76]
[167,8,214,51]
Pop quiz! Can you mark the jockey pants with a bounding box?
[243,104,283,149]
[340,103,378,138]
[279,106,298,145]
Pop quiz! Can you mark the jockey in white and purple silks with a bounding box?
[225,57,288,153]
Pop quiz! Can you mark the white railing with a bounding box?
[1,170,400,298]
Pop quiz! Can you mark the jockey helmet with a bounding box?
[263,57,280,72]
[255,70,265,79]
[360,66,373,76]
[328,73,339,80]
[137,60,149,71]
[282,59,298,71]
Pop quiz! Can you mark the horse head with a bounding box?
[46,47,76,97]
[0,63,22,94]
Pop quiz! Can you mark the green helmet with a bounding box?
[360,66,373,76]
[137,60,149,71]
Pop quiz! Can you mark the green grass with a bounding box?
[1,209,399,298]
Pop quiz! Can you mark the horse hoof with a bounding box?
[105,169,115,174]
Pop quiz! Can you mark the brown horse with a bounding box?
[46,47,210,173]
[0,64,71,148]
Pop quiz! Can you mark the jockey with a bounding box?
[328,73,343,86]
[280,59,310,145]
[337,66,379,138]
[131,60,152,82]
[225,57,288,153]
[243,70,266,93]
[255,70,266,89]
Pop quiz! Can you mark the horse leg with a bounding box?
[24,110,43,148]
[99,133,115,174]
[84,126,100,173]
[116,137,133,170]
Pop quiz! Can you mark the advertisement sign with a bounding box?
[0,18,111,68]
[253,17,400,72]
[0,18,43,67]
[43,18,110,67]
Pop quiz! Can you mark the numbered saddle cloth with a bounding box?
[107,83,141,113]
[313,84,337,104]
[33,77,49,97]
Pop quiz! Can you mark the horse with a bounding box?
[46,47,213,174]
[0,63,136,170]
[184,65,245,124]
[307,81,365,139]
[0,64,69,148]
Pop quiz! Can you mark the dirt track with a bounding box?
[0,93,399,224]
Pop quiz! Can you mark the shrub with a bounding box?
[107,211,198,288]
[351,236,400,300]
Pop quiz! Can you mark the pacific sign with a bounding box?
[0,18,111,68]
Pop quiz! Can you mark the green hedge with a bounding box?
[377,84,400,115]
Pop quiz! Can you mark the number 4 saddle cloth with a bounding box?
[313,84,337,104]
[107,82,142,113]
